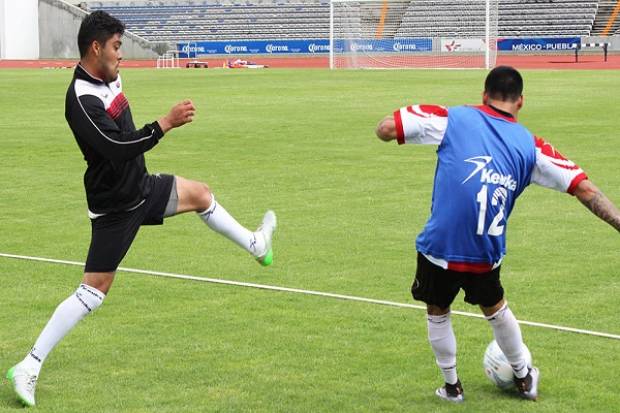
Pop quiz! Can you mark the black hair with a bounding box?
[78,10,125,58]
[484,66,523,102]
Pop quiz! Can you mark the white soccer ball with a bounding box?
[483,340,532,389]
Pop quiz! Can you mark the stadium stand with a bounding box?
[396,0,597,38]
[87,0,601,42]
[86,1,331,41]
[498,0,597,37]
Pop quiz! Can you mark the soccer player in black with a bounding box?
[7,11,276,407]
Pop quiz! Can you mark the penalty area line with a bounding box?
[1,251,619,341]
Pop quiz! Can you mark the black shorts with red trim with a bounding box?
[84,174,174,273]
[411,252,504,309]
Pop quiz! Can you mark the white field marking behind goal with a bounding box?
[1,252,619,341]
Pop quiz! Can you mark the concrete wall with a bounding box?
[0,0,40,59]
[38,0,164,59]
[0,0,4,58]
[583,35,620,51]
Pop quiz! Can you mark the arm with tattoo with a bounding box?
[573,180,620,232]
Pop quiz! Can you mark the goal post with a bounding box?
[329,0,499,69]
[156,50,180,69]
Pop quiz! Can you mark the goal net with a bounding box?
[329,0,499,69]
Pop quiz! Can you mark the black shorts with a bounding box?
[411,253,504,309]
[84,174,175,273]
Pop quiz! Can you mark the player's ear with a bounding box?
[516,95,524,110]
[482,91,489,105]
[91,40,101,57]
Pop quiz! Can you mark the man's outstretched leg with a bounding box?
[482,299,540,400]
[173,176,277,265]
[7,274,110,407]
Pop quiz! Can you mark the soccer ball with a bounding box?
[483,340,532,389]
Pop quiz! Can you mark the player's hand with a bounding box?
[158,100,196,133]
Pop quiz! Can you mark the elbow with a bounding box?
[374,123,386,141]
[375,117,396,142]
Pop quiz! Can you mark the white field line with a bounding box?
[1,252,619,341]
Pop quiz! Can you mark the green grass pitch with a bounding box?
[0,68,618,412]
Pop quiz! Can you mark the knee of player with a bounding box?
[195,183,213,210]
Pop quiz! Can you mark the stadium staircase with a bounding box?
[591,0,620,35]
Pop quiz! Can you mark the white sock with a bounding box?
[21,284,105,374]
[198,194,264,256]
[486,303,528,379]
[427,313,458,385]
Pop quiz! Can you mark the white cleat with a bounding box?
[435,381,464,403]
[6,362,38,407]
[255,210,277,266]
[516,366,540,401]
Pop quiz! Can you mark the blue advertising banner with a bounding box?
[497,37,580,52]
[177,39,432,57]
[342,38,432,53]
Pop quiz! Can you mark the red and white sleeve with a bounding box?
[530,136,588,194]
[393,104,448,145]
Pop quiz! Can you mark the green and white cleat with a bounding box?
[7,363,38,407]
[255,210,277,267]
[258,248,273,267]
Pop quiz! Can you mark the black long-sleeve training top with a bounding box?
[65,64,165,215]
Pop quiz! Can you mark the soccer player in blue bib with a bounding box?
[375,66,620,403]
